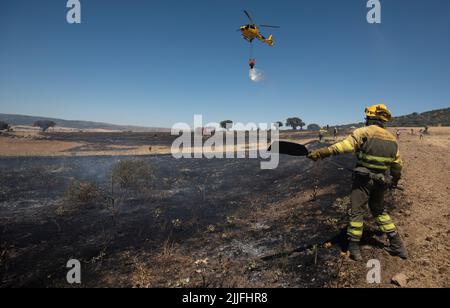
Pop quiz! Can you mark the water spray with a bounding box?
[249,67,264,82]
[249,58,264,82]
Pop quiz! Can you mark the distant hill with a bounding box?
[336,108,450,129]
[389,108,450,127]
[0,113,170,132]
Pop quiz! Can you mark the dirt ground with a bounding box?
[340,127,450,288]
[0,130,275,157]
[0,127,448,288]
[0,130,173,157]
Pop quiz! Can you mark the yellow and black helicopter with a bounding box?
[239,10,280,47]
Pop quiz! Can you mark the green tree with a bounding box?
[286,117,305,130]
[220,120,233,131]
[299,121,306,130]
[34,120,56,132]
[307,123,321,131]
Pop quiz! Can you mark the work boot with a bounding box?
[348,241,363,261]
[385,233,408,259]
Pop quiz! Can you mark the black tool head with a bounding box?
[268,141,309,157]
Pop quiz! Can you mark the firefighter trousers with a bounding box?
[347,172,397,241]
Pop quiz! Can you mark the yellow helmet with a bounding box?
[365,104,392,122]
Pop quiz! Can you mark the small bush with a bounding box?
[132,257,156,288]
[112,160,153,191]
[307,124,321,131]
[64,180,101,206]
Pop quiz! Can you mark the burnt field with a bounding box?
[44,131,320,144]
[0,138,399,288]
[45,131,178,146]
[44,130,320,148]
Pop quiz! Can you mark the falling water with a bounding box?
[249,68,264,82]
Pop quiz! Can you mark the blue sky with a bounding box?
[0,0,449,127]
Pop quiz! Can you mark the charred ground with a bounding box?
[0,129,448,288]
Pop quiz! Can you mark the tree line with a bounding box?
[219,117,322,131]
[0,120,56,132]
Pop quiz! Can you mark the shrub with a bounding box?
[112,160,153,191]
[307,124,321,131]
[64,180,101,206]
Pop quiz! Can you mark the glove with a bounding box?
[307,147,332,161]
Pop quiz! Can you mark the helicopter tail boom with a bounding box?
[265,35,274,46]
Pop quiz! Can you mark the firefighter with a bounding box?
[318,128,327,142]
[307,104,408,261]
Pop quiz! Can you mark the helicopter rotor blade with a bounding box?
[244,10,255,24]
[259,25,280,29]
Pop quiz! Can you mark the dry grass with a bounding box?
[131,256,157,288]
[0,136,83,156]
[160,238,177,260]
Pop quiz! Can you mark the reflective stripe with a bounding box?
[376,214,396,233]
[347,227,363,237]
[376,214,392,224]
[379,223,396,233]
[359,153,395,164]
[357,161,389,170]
[348,221,364,238]
[357,152,395,171]
[350,221,364,228]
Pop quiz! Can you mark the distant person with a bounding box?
[333,127,338,140]
[419,129,424,140]
[318,128,326,142]
[396,130,401,140]
[308,104,407,261]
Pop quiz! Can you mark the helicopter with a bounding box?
[239,10,280,46]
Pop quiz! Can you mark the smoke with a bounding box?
[249,68,264,83]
